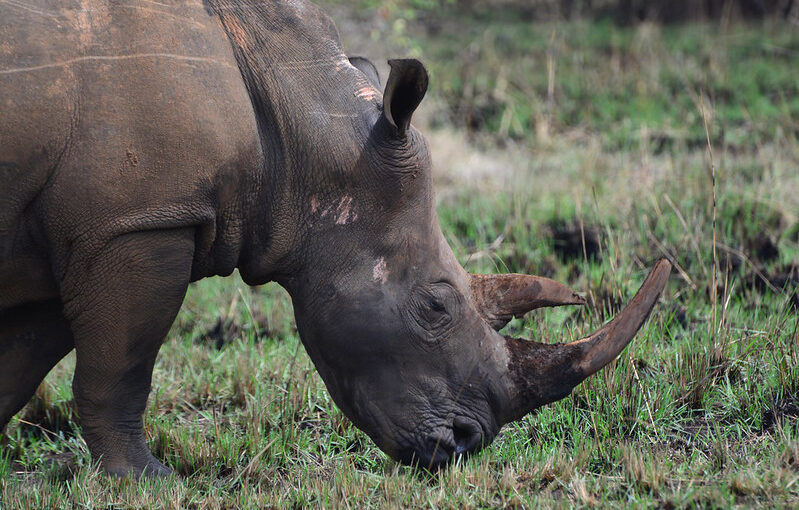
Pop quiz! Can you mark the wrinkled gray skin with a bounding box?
[0,0,671,476]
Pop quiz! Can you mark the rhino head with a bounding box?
[271,58,671,469]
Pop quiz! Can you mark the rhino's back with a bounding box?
[0,0,261,307]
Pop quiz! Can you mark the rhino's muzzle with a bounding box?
[399,415,487,470]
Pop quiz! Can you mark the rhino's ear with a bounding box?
[349,56,380,88]
[383,58,428,136]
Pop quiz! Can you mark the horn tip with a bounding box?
[651,258,674,287]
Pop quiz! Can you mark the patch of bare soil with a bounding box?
[200,308,271,348]
[501,252,559,279]
[547,220,601,262]
[740,263,799,310]
[749,235,780,263]
[202,317,243,348]
[41,451,79,480]
[702,224,798,310]
[762,393,799,432]
[667,303,689,329]
[666,416,725,456]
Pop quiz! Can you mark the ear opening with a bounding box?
[383,59,428,136]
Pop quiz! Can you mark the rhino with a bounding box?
[0,0,671,476]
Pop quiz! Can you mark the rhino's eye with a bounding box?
[404,283,461,343]
[428,298,446,313]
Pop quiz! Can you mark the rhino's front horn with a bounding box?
[470,273,585,330]
[499,259,672,424]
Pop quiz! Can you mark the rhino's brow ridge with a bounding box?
[0,53,237,75]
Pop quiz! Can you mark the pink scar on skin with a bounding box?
[355,86,379,101]
[373,257,388,284]
[220,14,249,50]
[335,195,354,224]
[310,195,320,214]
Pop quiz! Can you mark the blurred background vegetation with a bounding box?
[334,0,799,150]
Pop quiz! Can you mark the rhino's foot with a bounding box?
[98,443,174,478]
[81,420,174,479]
[143,457,173,477]
[103,457,173,478]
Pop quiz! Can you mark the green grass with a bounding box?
[2,4,798,508]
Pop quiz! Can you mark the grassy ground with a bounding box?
[2,3,798,508]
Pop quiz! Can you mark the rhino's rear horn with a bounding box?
[470,273,585,330]
[383,59,428,135]
[500,259,671,423]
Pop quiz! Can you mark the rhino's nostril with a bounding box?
[453,427,470,454]
[452,417,483,455]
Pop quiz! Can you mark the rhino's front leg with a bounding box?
[61,228,195,477]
